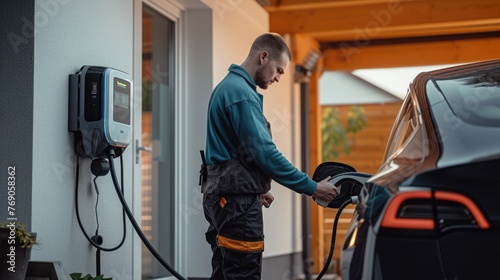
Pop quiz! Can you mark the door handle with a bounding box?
[136,139,152,164]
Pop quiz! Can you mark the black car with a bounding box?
[315,59,500,280]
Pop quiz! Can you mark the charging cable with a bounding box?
[106,149,187,280]
[74,153,128,277]
[315,196,358,280]
[93,176,101,275]
[75,155,127,252]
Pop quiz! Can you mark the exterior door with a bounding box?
[138,3,176,279]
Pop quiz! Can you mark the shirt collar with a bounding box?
[228,64,256,90]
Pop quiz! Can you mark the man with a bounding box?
[201,32,338,279]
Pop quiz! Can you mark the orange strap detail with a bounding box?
[216,234,264,252]
[218,197,227,208]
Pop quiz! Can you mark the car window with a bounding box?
[383,87,425,162]
[364,184,391,224]
[437,71,500,127]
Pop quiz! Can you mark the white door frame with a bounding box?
[132,0,187,279]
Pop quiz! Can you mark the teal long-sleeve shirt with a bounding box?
[204,64,317,196]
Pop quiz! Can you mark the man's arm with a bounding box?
[312,176,339,202]
[229,100,339,198]
[260,177,338,208]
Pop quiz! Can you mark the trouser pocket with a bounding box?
[218,194,264,251]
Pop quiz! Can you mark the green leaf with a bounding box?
[322,105,367,160]
[69,273,112,280]
[70,273,83,280]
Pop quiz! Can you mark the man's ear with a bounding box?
[259,51,269,65]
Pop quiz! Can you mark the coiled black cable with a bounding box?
[74,155,127,252]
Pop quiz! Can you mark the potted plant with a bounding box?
[0,222,38,280]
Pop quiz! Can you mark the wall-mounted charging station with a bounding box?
[67,66,186,280]
[68,65,133,159]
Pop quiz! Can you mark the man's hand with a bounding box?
[312,176,339,203]
[260,192,274,208]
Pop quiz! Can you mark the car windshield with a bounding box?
[436,71,500,127]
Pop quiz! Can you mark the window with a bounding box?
[437,71,500,127]
[383,87,426,163]
[141,4,176,279]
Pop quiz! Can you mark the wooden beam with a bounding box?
[267,0,398,11]
[323,36,500,71]
[287,33,326,273]
[310,18,500,42]
[268,0,500,42]
[291,33,321,66]
[308,62,323,176]
[308,64,325,274]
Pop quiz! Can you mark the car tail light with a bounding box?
[434,192,489,229]
[381,190,489,232]
[381,191,434,229]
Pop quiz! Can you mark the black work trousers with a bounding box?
[203,193,264,280]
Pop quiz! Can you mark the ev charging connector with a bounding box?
[314,172,371,208]
[69,65,133,158]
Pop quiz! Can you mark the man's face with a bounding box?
[255,51,290,90]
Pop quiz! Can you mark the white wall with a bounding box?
[211,0,268,82]
[31,1,134,278]
[183,6,214,278]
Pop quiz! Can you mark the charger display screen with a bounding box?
[113,77,131,125]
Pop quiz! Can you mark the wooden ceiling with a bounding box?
[258,0,500,70]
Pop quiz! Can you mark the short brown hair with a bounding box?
[249,33,292,61]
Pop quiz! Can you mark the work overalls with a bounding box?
[200,122,272,280]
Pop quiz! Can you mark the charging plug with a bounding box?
[351,196,359,204]
[91,158,109,177]
[91,235,103,245]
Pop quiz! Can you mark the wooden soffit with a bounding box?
[261,0,500,70]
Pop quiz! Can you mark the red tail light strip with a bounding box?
[434,191,490,229]
[381,190,490,230]
[381,191,434,229]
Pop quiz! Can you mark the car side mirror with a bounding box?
[312,162,371,208]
